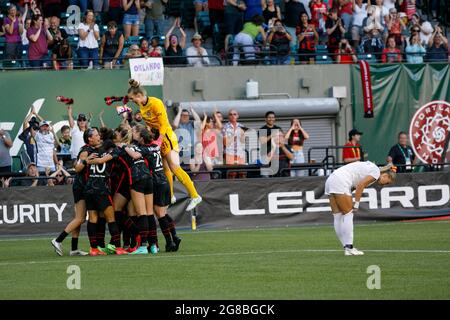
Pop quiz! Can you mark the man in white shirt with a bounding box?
[32,121,58,172]
[68,104,88,165]
[185,33,210,67]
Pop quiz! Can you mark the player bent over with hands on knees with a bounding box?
[325,161,397,256]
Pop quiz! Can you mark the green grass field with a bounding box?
[1,220,450,300]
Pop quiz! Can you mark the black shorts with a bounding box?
[115,179,131,201]
[153,181,171,207]
[85,193,113,212]
[73,186,85,203]
[131,178,153,195]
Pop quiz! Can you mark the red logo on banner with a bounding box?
[359,60,374,118]
[409,101,450,164]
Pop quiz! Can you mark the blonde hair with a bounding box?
[128,79,147,96]
[379,163,397,181]
[116,123,132,144]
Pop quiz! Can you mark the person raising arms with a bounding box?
[127,79,202,211]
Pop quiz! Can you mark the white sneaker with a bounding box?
[51,238,63,256]
[171,195,177,204]
[70,249,89,256]
[186,196,202,211]
[345,247,364,256]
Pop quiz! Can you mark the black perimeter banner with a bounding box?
[1,172,450,236]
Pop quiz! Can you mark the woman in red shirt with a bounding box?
[336,39,357,64]
[296,12,319,64]
[381,36,402,63]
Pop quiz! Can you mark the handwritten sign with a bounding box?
[129,57,164,86]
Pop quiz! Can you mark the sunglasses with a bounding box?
[78,118,87,122]
[229,113,237,116]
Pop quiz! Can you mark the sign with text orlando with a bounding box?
[129,58,164,86]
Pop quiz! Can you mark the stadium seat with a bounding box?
[315,44,333,64]
[125,36,143,47]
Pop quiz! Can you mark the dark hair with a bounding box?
[58,38,72,58]
[31,14,42,27]
[140,37,148,45]
[107,20,117,29]
[83,127,98,144]
[99,127,114,141]
[61,125,70,133]
[251,14,265,26]
[265,111,275,118]
[398,131,408,138]
[101,139,116,151]
[82,10,95,23]
[181,109,190,114]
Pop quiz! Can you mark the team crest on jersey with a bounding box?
[146,111,151,117]
[409,100,450,164]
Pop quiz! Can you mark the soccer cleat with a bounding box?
[186,196,202,211]
[51,238,63,256]
[130,246,148,255]
[149,244,159,254]
[115,247,129,255]
[345,247,364,256]
[165,241,177,252]
[127,246,137,253]
[105,243,117,254]
[171,195,177,204]
[97,247,108,254]
[89,248,107,256]
[173,236,182,252]
[70,249,89,256]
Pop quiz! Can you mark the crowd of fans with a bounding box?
[0,97,422,188]
[0,0,448,68]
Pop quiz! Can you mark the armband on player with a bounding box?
[353,202,360,210]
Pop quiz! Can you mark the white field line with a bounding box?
[0,248,450,268]
[0,220,449,242]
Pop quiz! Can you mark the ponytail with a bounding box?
[127,78,147,96]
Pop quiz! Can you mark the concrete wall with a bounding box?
[163,65,354,147]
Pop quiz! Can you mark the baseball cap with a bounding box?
[191,33,202,41]
[77,114,87,121]
[348,129,363,139]
[39,120,50,127]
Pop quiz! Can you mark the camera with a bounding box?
[28,117,39,131]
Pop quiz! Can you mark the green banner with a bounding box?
[0,69,162,168]
[351,63,450,163]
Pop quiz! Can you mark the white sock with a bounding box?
[333,213,345,247]
[341,211,354,248]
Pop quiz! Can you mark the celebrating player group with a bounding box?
[51,79,202,256]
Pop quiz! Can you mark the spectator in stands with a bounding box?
[387,131,415,173]
[69,0,88,14]
[57,125,71,156]
[99,20,125,69]
[284,0,308,50]
[108,0,124,24]
[369,0,389,34]
[3,162,46,187]
[224,0,247,53]
[326,7,346,59]
[148,36,163,56]
[31,120,58,172]
[264,131,294,177]
[267,18,292,64]
[262,0,281,25]
[143,0,167,39]
[418,19,433,47]
[405,32,425,63]
[125,44,144,60]
[360,28,384,62]
[400,0,416,20]
[310,0,328,42]
[186,33,211,66]
[140,37,150,56]
[222,108,247,178]
[48,16,67,52]
[164,17,188,66]
[52,38,73,70]
[208,0,225,53]
[173,107,202,159]
[41,0,62,19]
[48,162,73,186]
[122,0,141,39]
[27,14,53,68]
[244,0,264,22]
[337,0,353,34]
[259,111,282,159]
[232,14,266,66]
[426,26,449,62]
[20,108,42,164]
[351,0,367,45]
[190,142,214,181]
[201,110,223,165]
[363,5,384,37]
[297,12,319,64]
[336,38,357,63]
[386,7,405,46]
[30,0,42,16]
[0,129,13,174]
[343,128,363,163]
[77,10,100,68]
[21,14,32,59]
[68,105,88,166]
[194,0,209,34]
[3,4,24,62]
[381,35,402,62]
[285,118,309,177]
